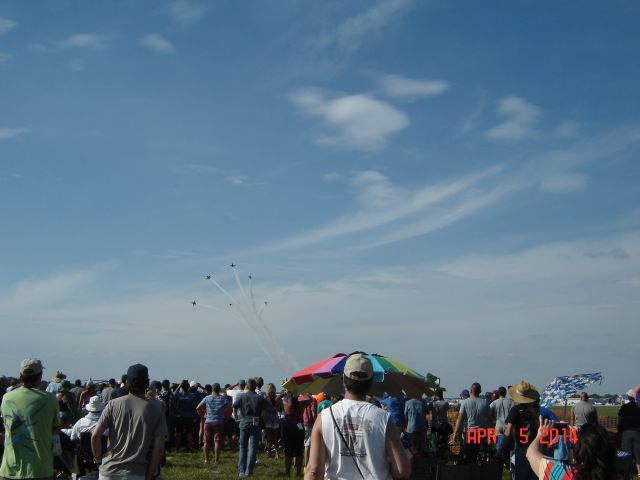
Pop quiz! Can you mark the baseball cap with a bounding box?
[126,364,149,386]
[20,358,44,376]
[460,389,470,398]
[238,379,246,385]
[627,388,636,398]
[343,353,373,381]
[189,380,198,388]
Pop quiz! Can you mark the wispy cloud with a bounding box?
[140,34,176,54]
[260,166,501,251]
[0,17,16,36]
[166,0,208,26]
[379,74,449,101]
[226,174,248,186]
[58,34,108,50]
[0,128,28,140]
[320,0,413,53]
[486,95,541,141]
[554,121,581,138]
[539,173,587,193]
[291,88,408,151]
[259,126,640,252]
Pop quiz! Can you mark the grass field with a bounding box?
[163,450,513,479]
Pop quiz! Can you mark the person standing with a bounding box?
[233,378,268,478]
[305,353,411,480]
[404,393,428,453]
[501,381,540,480]
[618,388,640,477]
[0,358,60,480]
[196,383,229,464]
[489,386,513,452]
[91,364,167,480]
[46,371,67,396]
[452,382,489,462]
[571,392,598,429]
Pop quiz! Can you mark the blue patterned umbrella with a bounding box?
[539,372,603,407]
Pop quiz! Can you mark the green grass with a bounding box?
[163,450,513,479]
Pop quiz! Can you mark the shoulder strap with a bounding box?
[329,406,366,480]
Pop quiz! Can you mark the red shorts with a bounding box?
[204,422,224,444]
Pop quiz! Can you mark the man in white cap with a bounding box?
[0,358,60,480]
[63,396,106,441]
[304,352,411,480]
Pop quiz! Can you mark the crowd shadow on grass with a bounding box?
[165,450,289,479]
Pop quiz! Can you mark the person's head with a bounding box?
[508,381,540,405]
[108,378,116,387]
[267,383,276,396]
[573,423,616,480]
[246,378,257,392]
[470,382,481,396]
[86,380,95,390]
[189,380,199,391]
[20,358,44,387]
[460,389,470,399]
[75,379,82,387]
[180,379,190,391]
[204,384,212,394]
[627,388,637,402]
[213,382,221,394]
[498,386,507,398]
[162,379,170,390]
[238,379,246,390]
[434,389,444,400]
[580,392,589,402]
[342,353,373,397]
[121,373,127,385]
[126,364,150,395]
[60,379,71,391]
[256,377,264,389]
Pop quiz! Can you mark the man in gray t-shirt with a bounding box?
[92,364,167,480]
[489,387,513,434]
[452,383,489,462]
[572,392,598,428]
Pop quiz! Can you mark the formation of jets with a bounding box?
[191,300,196,306]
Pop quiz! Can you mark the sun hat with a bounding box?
[343,353,373,381]
[508,381,540,404]
[20,358,44,376]
[86,395,105,412]
[52,370,66,382]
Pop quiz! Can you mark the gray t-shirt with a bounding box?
[489,397,513,433]
[459,396,489,430]
[572,400,597,427]
[98,394,168,477]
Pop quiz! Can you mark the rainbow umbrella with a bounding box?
[282,352,439,398]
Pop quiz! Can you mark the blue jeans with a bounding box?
[511,447,535,480]
[238,423,261,476]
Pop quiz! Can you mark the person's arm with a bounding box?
[386,418,412,479]
[304,413,325,480]
[91,421,106,465]
[145,434,165,480]
[526,418,553,476]
[452,404,465,439]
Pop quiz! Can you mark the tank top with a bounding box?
[321,399,391,480]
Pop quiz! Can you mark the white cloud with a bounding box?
[167,0,208,26]
[291,88,409,151]
[226,174,248,186]
[379,74,449,101]
[554,121,581,138]
[486,96,542,141]
[260,166,501,251]
[58,34,108,50]
[323,0,413,53]
[539,173,588,193]
[140,34,176,54]
[0,128,28,140]
[0,17,16,35]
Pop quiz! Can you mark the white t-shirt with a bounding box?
[321,399,391,480]
[226,389,245,420]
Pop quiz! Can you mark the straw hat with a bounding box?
[508,381,540,404]
[52,371,67,382]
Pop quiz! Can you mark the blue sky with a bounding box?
[1,0,639,395]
